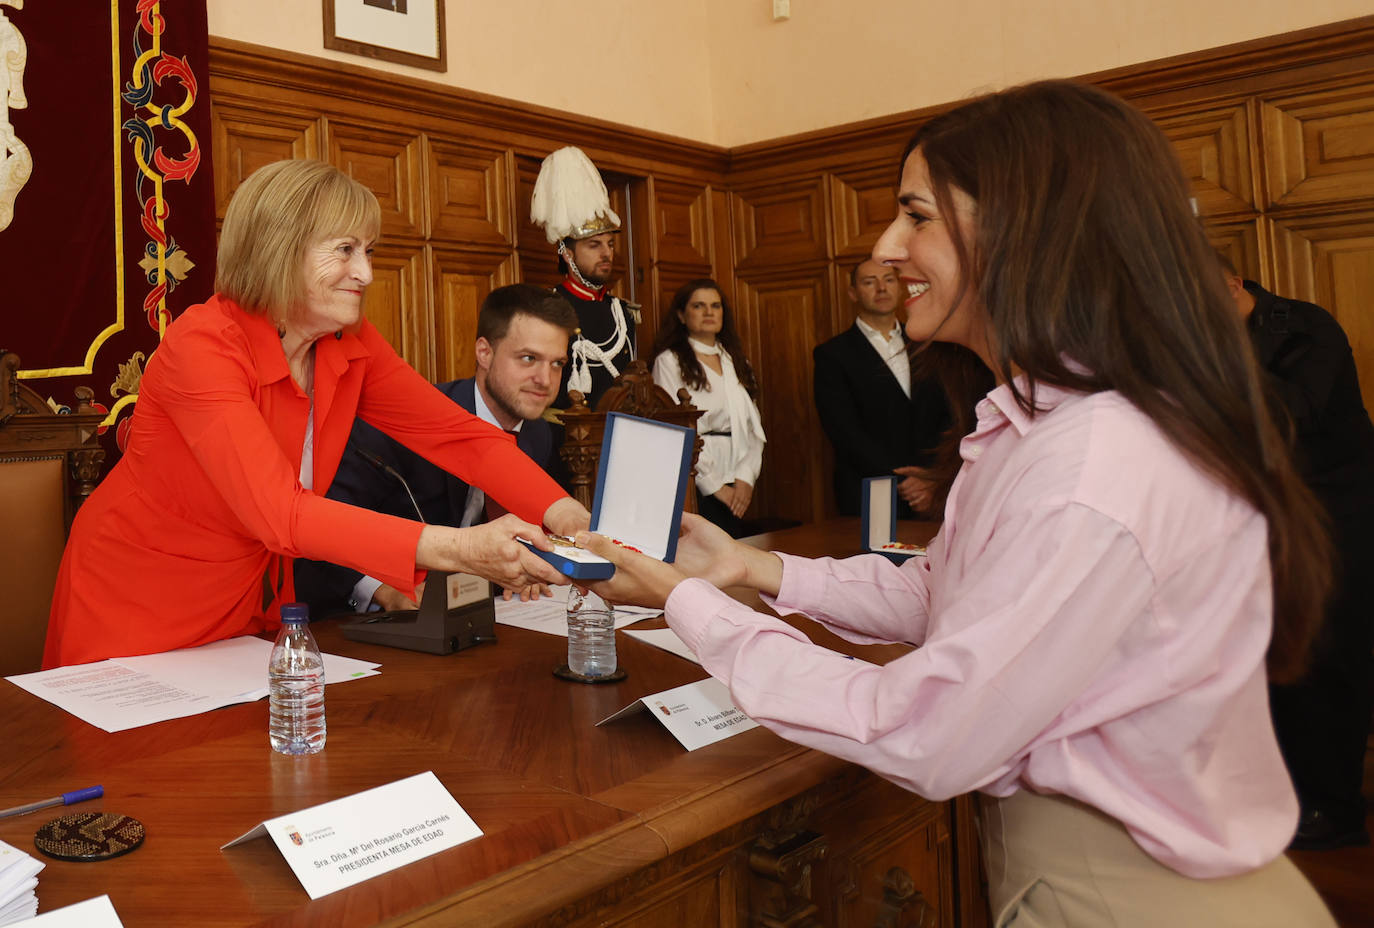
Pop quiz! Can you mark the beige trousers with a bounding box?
[979,790,1336,928]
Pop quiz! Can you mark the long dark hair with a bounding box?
[652,279,759,398]
[905,80,1329,683]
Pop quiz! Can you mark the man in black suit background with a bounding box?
[294,284,577,617]
[813,259,951,518]
[1221,256,1374,850]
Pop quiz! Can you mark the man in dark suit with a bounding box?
[294,284,577,617]
[813,259,951,518]
[1222,256,1374,850]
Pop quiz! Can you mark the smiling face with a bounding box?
[297,232,375,335]
[476,312,570,430]
[872,149,990,366]
[568,232,617,286]
[680,288,724,342]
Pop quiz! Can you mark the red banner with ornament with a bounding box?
[1,0,215,457]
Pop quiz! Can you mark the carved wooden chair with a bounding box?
[558,359,703,513]
[0,350,106,675]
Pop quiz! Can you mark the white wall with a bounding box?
[208,1,1371,146]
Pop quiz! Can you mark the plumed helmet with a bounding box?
[530,146,621,244]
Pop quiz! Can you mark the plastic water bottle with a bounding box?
[269,602,326,755]
[567,588,617,678]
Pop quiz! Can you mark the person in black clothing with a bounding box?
[294,284,576,617]
[530,146,637,413]
[551,229,635,411]
[813,258,954,518]
[1222,255,1374,850]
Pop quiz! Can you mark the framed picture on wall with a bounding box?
[323,0,447,73]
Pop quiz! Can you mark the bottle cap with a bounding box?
[280,602,309,623]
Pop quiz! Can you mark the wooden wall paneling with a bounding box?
[1205,216,1269,288]
[1261,82,1374,210]
[731,177,830,271]
[426,138,515,248]
[1153,102,1256,217]
[828,162,901,261]
[517,245,564,290]
[326,119,424,239]
[708,186,735,298]
[365,244,432,379]
[626,176,656,354]
[734,265,834,525]
[653,179,713,267]
[431,248,516,382]
[1270,209,1374,414]
[515,155,551,255]
[210,101,322,215]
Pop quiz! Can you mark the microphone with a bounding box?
[346,440,424,522]
[339,440,499,653]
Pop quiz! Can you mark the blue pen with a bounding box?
[0,786,103,820]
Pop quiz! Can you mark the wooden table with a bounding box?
[1,519,979,927]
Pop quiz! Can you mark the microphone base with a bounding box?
[341,579,497,655]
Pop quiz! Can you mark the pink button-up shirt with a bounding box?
[666,382,1296,878]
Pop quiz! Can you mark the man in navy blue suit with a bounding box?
[294,284,577,617]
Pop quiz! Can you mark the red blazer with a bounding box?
[44,296,565,667]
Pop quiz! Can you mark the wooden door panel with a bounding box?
[427,138,514,247]
[1262,86,1374,209]
[734,267,832,524]
[327,121,423,239]
[211,104,322,216]
[653,180,713,267]
[1270,210,1374,415]
[1154,103,1255,217]
[829,163,900,261]
[364,244,430,379]
[431,248,515,382]
[1205,216,1268,288]
[731,179,829,270]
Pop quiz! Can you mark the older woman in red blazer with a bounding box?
[44,160,586,667]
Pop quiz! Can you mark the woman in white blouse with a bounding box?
[652,280,766,537]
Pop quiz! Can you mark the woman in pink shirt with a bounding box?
[581,81,1336,926]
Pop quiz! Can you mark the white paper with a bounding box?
[598,677,758,750]
[623,628,698,664]
[0,840,42,928]
[495,584,660,637]
[8,895,123,927]
[221,771,480,899]
[5,637,380,733]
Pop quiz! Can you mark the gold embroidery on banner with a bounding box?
[0,0,31,231]
[110,351,145,398]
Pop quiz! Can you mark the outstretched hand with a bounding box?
[579,532,687,610]
[669,512,750,589]
[417,515,563,600]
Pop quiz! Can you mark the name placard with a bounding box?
[221,771,481,899]
[598,677,758,750]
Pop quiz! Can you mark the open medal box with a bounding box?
[525,412,695,580]
[861,475,928,564]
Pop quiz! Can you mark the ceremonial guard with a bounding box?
[531,146,639,411]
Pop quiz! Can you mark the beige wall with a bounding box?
[207,0,718,141]
[209,0,1370,146]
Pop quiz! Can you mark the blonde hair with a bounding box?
[215,160,381,322]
